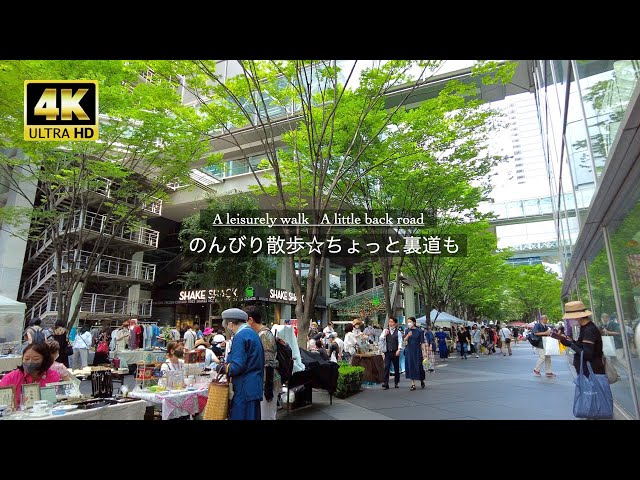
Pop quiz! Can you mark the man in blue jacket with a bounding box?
[216,308,265,420]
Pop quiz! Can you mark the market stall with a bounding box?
[0,295,25,344]
[0,355,21,373]
[110,350,166,367]
[5,399,146,420]
[351,353,384,383]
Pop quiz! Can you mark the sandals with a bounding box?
[410,385,417,391]
[545,372,556,377]
[533,369,541,376]
[421,381,425,389]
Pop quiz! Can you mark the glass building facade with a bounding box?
[533,60,640,418]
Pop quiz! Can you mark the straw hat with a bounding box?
[562,300,593,319]
[194,338,210,348]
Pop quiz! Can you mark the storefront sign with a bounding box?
[269,288,297,304]
[178,288,239,303]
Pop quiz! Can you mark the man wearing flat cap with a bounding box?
[216,308,264,420]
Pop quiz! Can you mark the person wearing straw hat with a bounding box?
[558,300,605,378]
[215,308,264,420]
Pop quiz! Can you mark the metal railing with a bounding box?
[92,176,163,216]
[27,212,159,263]
[21,255,56,299]
[69,211,159,247]
[27,292,153,320]
[61,250,156,282]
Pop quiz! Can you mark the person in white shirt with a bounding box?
[343,324,358,362]
[195,340,220,368]
[499,325,513,356]
[160,341,185,373]
[183,325,197,351]
[471,324,482,358]
[72,326,93,368]
[114,321,131,352]
[379,318,404,389]
[323,322,335,348]
[333,332,345,356]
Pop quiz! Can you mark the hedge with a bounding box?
[336,363,365,399]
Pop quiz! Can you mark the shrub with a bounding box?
[335,364,365,399]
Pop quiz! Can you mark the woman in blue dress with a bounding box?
[404,317,426,390]
[435,327,449,359]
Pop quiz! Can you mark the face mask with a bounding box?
[407,322,414,328]
[173,350,184,359]
[23,362,42,375]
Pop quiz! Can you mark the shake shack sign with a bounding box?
[179,288,239,302]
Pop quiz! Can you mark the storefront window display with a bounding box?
[605,194,640,419]
[585,232,638,418]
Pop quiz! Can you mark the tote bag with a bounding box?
[601,336,616,357]
[542,337,561,356]
[573,352,613,419]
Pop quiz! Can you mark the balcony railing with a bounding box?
[69,211,159,248]
[61,250,156,282]
[91,177,163,216]
[27,292,153,320]
[27,212,159,262]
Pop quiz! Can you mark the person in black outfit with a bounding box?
[51,319,70,367]
[558,301,605,377]
[458,326,471,359]
[380,317,404,389]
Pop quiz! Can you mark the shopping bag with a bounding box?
[543,337,561,356]
[573,352,613,419]
[603,357,620,384]
[602,336,616,357]
[203,374,229,420]
[558,342,567,354]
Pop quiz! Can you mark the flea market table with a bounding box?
[4,399,147,420]
[128,384,210,420]
[351,353,385,383]
[0,355,21,373]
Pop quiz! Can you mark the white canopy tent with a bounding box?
[415,309,465,328]
[0,295,26,343]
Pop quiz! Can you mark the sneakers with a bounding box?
[545,372,556,377]
[382,384,389,390]
[475,355,479,358]
[503,353,506,356]
[394,384,399,388]
[509,352,512,356]
[533,369,541,376]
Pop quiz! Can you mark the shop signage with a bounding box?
[178,288,239,303]
[269,288,297,304]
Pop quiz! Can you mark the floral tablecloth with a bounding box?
[129,386,210,420]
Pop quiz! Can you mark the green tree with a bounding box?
[178,193,275,309]
[502,264,563,322]
[0,60,212,329]
[167,60,446,347]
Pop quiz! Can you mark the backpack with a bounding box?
[275,337,294,383]
[527,323,543,347]
[29,327,46,344]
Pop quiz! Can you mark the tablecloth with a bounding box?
[129,386,210,420]
[0,356,21,373]
[351,353,385,383]
[5,400,146,420]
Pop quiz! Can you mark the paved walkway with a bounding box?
[279,341,578,420]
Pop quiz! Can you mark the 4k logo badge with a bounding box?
[24,80,98,141]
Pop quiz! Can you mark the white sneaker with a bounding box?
[475,355,479,358]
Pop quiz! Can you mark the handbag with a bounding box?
[65,340,74,357]
[603,356,619,384]
[97,341,109,354]
[203,373,229,420]
[573,352,613,419]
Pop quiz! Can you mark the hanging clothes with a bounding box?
[135,324,143,349]
[151,325,161,347]
[129,326,137,350]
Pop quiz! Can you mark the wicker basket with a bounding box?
[203,376,229,420]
